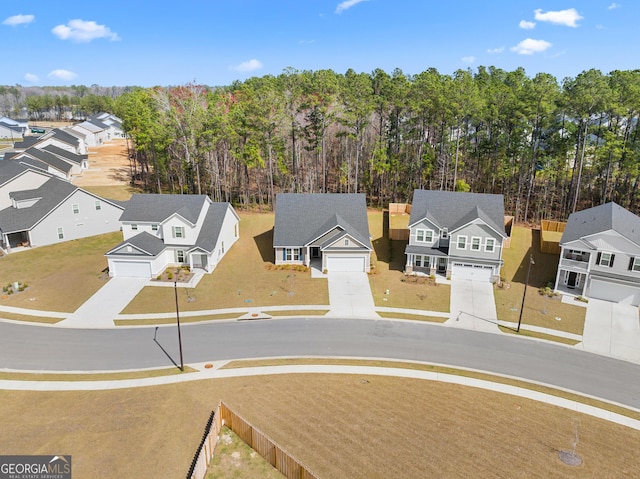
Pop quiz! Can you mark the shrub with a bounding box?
[167,272,173,280]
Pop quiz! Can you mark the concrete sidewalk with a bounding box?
[446,279,499,332]
[1,361,638,432]
[327,272,377,317]
[57,277,149,328]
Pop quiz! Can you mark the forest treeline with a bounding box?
[112,67,640,222]
[8,66,640,222]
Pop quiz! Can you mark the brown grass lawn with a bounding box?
[122,212,329,314]
[368,210,450,312]
[2,374,638,478]
[81,185,141,202]
[0,232,121,312]
[495,226,586,336]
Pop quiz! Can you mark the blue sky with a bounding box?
[2,1,636,87]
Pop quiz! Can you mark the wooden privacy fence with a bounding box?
[188,401,320,479]
[540,219,566,254]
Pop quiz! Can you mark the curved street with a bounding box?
[1,317,640,410]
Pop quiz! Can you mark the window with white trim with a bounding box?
[176,250,185,263]
[57,227,64,239]
[598,252,614,267]
[285,248,300,261]
[94,200,101,211]
[72,203,79,214]
[629,257,640,272]
[151,224,158,231]
[471,237,481,251]
[413,255,430,269]
[131,224,138,231]
[457,236,467,250]
[485,238,495,252]
[172,226,185,238]
[416,229,433,243]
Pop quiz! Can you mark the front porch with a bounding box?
[1,231,31,252]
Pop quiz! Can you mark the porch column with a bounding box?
[553,247,565,291]
[405,254,413,274]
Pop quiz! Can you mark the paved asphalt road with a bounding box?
[2,317,640,409]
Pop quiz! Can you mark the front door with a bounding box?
[437,257,447,273]
[567,271,577,288]
[311,247,320,258]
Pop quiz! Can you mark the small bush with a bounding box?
[167,272,173,280]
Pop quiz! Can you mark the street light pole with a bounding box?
[517,254,535,333]
[174,281,184,371]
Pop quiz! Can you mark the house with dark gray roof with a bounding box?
[0,160,52,210]
[406,190,506,282]
[554,202,640,305]
[8,147,78,180]
[273,193,372,272]
[35,128,87,155]
[0,177,124,252]
[106,194,239,278]
[0,121,24,140]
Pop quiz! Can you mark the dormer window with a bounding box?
[441,228,448,239]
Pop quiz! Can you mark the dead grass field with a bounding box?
[368,210,450,312]
[0,231,121,312]
[122,213,329,314]
[74,139,133,188]
[2,374,638,478]
[495,226,586,335]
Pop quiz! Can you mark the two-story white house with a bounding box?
[405,190,506,282]
[554,202,640,305]
[106,194,239,278]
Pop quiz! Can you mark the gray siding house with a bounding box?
[554,202,640,305]
[405,190,506,282]
[273,193,372,272]
[106,194,239,278]
[0,177,124,252]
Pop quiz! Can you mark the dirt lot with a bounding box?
[2,374,638,478]
[73,139,131,188]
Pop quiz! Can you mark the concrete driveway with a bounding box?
[327,272,377,318]
[58,277,149,328]
[581,299,640,362]
[447,279,499,332]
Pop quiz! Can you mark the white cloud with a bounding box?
[2,14,34,26]
[519,20,536,29]
[48,69,77,81]
[534,8,583,27]
[230,59,263,72]
[335,0,368,14]
[24,73,39,83]
[487,47,504,54]
[461,56,475,64]
[511,38,552,55]
[52,19,119,42]
[608,3,621,9]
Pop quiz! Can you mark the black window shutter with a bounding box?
[629,258,635,271]
[610,254,615,267]
[596,252,601,265]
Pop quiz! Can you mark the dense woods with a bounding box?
[8,66,640,222]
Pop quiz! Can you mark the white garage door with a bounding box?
[589,279,640,306]
[326,256,366,272]
[111,261,152,278]
[451,263,493,282]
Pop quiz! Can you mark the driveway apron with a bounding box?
[58,277,149,328]
[581,299,640,362]
[447,279,499,332]
[327,272,377,318]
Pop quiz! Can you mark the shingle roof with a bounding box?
[409,190,506,237]
[50,128,80,147]
[13,136,41,149]
[119,194,208,224]
[0,178,77,233]
[273,193,371,248]
[0,160,49,187]
[17,147,73,173]
[106,231,167,257]
[561,202,640,246]
[43,145,87,165]
[192,202,233,253]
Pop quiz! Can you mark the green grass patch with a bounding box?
[267,310,329,316]
[221,357,640,421]
[0,231,122,312]
[376,311,448,322]
[0,366,197,382]
[0,311,63,324]
[114,312,245,326]
[498,325,581,345]
[496,226,586,335]
[123,212,329,314]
